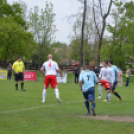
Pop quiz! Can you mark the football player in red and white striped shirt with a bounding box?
[40,54,63,103]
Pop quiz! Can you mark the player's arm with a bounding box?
[79,81,82,91]
[23,63,25,74]
[79,73,83,91]
[94,73,99,84]
[55,63,63,78]
[40,65,45,76]
[98,69,102,80]
[116,67,120,83]
[12,63,19,74]
[110,69,114,87]
[57,69,63,78]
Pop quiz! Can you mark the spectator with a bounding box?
[118,68,123,86]
[7,63,12,79]
[74,67,80,84]
[0,66,2,70]
[125,68,131,87]
[93,66,99,77]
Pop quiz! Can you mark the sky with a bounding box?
[7,0,81,45]
[7,0,131,45]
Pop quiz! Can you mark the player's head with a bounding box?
[84,63,90,70]
[48,54,53,60]
[17,56,21,62]
[108,60,113,66]
[103,61,108,67]
[95,66,97,69]
[81,67,83,70]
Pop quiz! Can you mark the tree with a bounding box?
[93,0,114,68]
[50,42,68,64]
[101,1,134,69]
[28,2,57,69]
[0,17,35,61]
[79,0,87,67]
[0,1,27,29]
[0,1,36,64]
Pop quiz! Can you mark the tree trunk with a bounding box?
[79,0,87,67]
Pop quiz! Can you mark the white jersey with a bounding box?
[99,67,114,83]
[42,60,59,76]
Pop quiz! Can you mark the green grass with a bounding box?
[0,75,134,134]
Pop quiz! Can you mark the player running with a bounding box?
[108,60,122,101]
[99,61,114,103]
[40,54,63,103]
[79,63,98,116]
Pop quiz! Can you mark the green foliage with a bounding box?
[50,42,68,64]
[0,17,36,61]
[101,1,134,69]
[28,2,57,65]
[69,39,91,63]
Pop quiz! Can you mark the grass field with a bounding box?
[0,74,134,134]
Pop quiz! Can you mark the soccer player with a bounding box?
[12,56,25,91]
[79,63,98,116]
[40,54,63,103]
[99,61,114,103]
[108,60,122,100]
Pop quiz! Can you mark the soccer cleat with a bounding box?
[103,99,108,102]
[91,108,96,116]
[118,97,122,101]
[57,98,61,103]
[86,112,90,115]
[15,89,18,91]
[42,100,45,103]
[21,89,26,91]
[98,95,102,99]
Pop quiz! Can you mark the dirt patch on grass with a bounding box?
[81,115,134,122]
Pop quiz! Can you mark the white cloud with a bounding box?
[7,0,81,45]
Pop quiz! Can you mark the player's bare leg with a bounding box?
[54,87,61,103]
[42,86,47,103]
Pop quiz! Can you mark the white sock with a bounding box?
[42,89,47,102]
[98,85,102,96]
[55,89,60,99]
[107,92,111,102]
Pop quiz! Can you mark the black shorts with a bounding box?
[15,73,24,81]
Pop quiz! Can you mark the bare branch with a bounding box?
[105,0,113,18]
[93,0,100,38]
[77,0,84,4]
[99,0,103,18]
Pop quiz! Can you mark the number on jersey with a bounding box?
[48,62,51,68]
[87,75,90,81]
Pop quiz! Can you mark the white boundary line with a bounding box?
[0,101,83,114]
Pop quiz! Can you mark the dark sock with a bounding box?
[92,102,96,109]
[21,83,24,89]
[85,101,90,113]
[15,84,18,90]
[114,92,121,99]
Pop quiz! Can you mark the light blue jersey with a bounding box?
[79,70,98,92]
[112,65,119,82]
